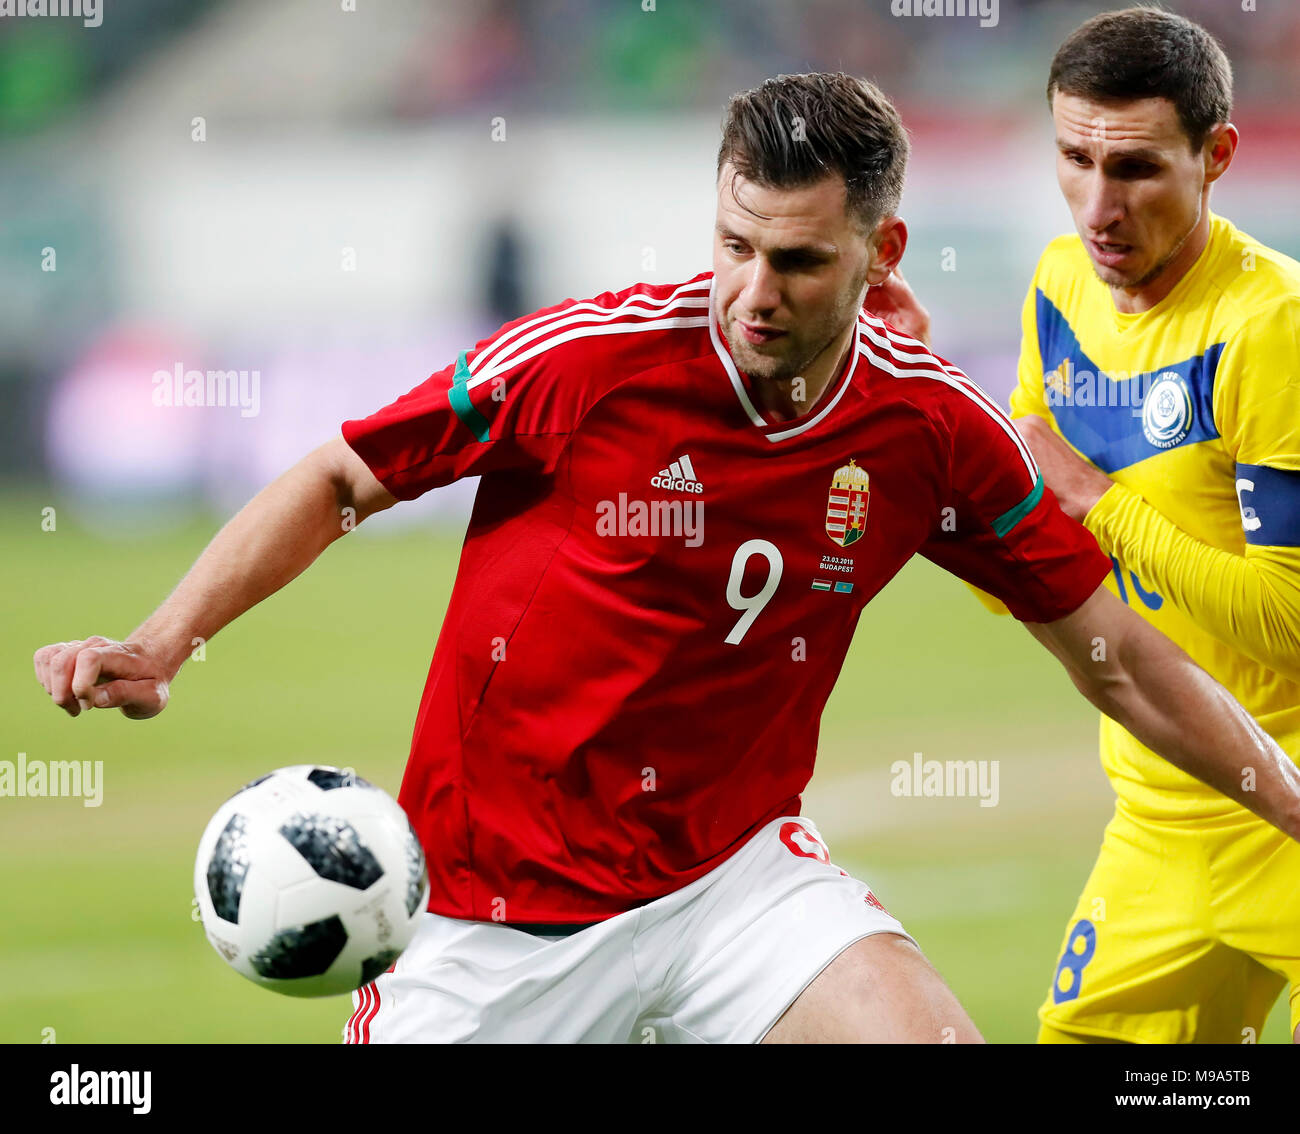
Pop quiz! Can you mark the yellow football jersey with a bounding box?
[1011,213,1300,819]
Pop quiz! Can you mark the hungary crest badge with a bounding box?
[826,459,869,547]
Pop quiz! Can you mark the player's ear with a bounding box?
[1202,123,1238,185]
[865,215,907,285]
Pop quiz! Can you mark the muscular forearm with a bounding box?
[130,441,371,680]
[1086,483,1300,684]
[1085,618,1300,839]
[1029,585,1300,840]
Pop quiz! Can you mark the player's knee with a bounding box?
[854,935,982,1042]
[796,933,982,1043]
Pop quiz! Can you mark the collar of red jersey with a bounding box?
[707,279,864,443]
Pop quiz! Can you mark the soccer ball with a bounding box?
[194,765,429,997]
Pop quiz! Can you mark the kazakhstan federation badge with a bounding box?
[1141,372,1193,449]
[826,459,870,547]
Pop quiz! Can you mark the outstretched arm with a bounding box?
[33,436,396,719]
[1025,582,1300,840]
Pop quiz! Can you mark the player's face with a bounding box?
[712,166,876,384]
[1052,94,1212,292]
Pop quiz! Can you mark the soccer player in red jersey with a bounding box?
[34,73,1300,1043]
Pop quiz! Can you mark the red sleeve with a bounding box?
[341,297,596,501]
[919,365,1111,622]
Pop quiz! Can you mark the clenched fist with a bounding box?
[33,637,172,720]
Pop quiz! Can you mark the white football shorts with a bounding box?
[343,814,913,1043]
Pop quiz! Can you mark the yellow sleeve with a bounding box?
[1083,297,1300,684]
[1009,271,1051,422]
[1215,295,1300,470]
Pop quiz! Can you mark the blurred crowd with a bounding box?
[1,1,1296,513]
[3,0,1298,133]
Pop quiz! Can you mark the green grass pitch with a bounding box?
[0,490,1290,1043]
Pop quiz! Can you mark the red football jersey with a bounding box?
[341,272,1110,923]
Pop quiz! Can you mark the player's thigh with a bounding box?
[1212,812,1300,1043]
[1039,807,1261,1044]
[641,815,973,1044]
[762,931,982,1044]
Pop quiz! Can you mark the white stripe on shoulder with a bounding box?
[470,314,711,388]
[856,331,1039,488]
[858,318,1039,485]
[870,320,1015,417]
[470,296,710,386]
[469,279,710,379]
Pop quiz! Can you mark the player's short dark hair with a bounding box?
[716,72,910,234]
[1047,6,1233,151]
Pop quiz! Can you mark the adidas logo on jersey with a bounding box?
[651,455,703,494]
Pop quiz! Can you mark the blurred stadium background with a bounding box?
[2,0,1297,1043]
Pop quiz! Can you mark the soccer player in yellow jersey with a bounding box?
[1005,8,1300,1043]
